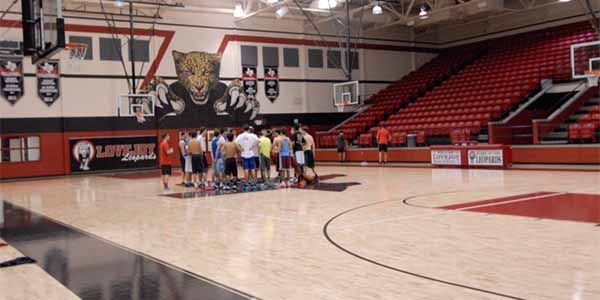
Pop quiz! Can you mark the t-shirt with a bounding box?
[376,128,391,145]
[259,136,272,157]
[235,131,259,159]
[337,134,345,148]
[291,131,305,152]
[159,140,171,166]
[280,137,290,157]
[211,136,225,160]
[197,134,206,152]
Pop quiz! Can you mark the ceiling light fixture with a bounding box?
[233,3,245,18]
[266,0,280,3]
[372,2,383,15]
[318,0,338,9]
[276,5,289,18]
[115,0,125,7]
[558,0,571,2]
[419,6,428,19]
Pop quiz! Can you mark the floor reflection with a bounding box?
[0,201,254,300]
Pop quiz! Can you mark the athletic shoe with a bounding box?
[251,185,257,191]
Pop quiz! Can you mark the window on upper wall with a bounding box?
[308,49,323,68]
[68,36,93,60]
[283,48,299,67]
[262,46,279,67]
[241,45,258,66]
[128,39,150,62]
[327,50,342,69]
[0,136,40,163]
[344,51,359,70]
[99,37,123,61]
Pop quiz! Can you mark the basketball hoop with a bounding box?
[336,100,349,113]
[64,42,88,71]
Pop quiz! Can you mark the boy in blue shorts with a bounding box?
[235,124,259,189]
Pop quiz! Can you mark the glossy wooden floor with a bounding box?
[1,166,599,300]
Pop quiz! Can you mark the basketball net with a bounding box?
[336,100,349,113]
[135,111,146,123]
[64,43,88,71]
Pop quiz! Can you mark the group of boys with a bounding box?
[158,124,318,192]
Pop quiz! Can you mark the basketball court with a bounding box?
[1,0,600,299]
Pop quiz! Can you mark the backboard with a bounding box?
[333,81,360,112]
[21,0,65,63]
[118,94,155,117]
[571,40,600,79]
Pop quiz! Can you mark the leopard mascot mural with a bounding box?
[146,50,259,123]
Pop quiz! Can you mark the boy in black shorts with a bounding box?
[221,133,240,190]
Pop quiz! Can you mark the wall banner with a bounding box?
[242,66,257,97]
[264,67,279,102]
[431,149,462,165]
[0,55,24,105]
[37,60,60,106]
[69,136,157,173]
[467,149,504,166]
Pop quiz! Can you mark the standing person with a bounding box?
[159,133,174,192]
[179,131,193,187]
[291,124,306,185]
[235,124,259,190]
[376,126,391,164]
[301,126,318,181]
[227,128,239,182]
[249,127,261,183]
[337,132,348,163]
[188,131,203,188]
[196,127,209,187]
[178,131,189,185]
[211,129,226,189]
[273,128,292,187]
[221,133,240,191]
[258,128,272,181]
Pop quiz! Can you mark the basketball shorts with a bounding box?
[304,150,315,168]
[161,165,172,176]
[294,151,305,166]
[337,146,345,153]
[260,155,271,172]
[242,157,257,170]
[191,154,206,174]
[279,155,291,170]
[224,158,237,176]
[378,144,388,152]
[179,155,185,169]
[184,156,193,173]
[213,158,225,174]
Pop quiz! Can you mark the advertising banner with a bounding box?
[70,136,157,173]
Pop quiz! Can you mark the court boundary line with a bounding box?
[337,192,565,230]
[0,201,263,300]
[322,192,534,300]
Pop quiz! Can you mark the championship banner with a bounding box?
[242,66,257,97]
[37,60,60,106]
[69,136,157,173]
[0,55,24,105]
[264,67,279,102]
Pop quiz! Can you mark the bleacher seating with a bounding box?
[377,22,596,143]
[321,22,597,148]
[319,44,485,147]
[569,105,599,142]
